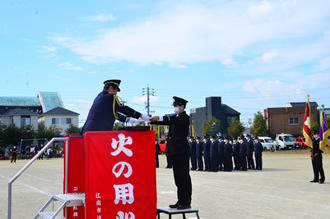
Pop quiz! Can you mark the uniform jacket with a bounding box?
[81,91,141,134]
[233,142,240,156]
[246,139,254,156]
[218,140,225,156]
[203,139,211,156]
[239,141,247,156]
[151,111,190,156]
[224,143,233,156]
[196,141,203,157]
[311,138,322,158]
[190,141,197,157]
[254,141,263,156]
[210,140,218,157]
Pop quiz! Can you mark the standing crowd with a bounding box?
[188,134,263,172]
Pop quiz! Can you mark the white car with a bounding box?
[258,137,275,151]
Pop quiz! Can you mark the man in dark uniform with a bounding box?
[189,136,197,171]
[310,131,325,184]
[254,136,263,170]
[233,137,240,170]
[155,139,161,168]
[11,146,17,163]
[195,137,204,171]
[150,96,192,210]
[223,136,233,171]
[217,136,225,171]
[246,134,255,169]
[203,135,211,171]
[239,135,247,171]
[210,136,218,172]
[81,79,150,134]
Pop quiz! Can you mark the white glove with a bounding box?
[128,118,137,125]
[141,114,151,121]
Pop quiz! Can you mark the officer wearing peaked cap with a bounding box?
[195,136,204,171]
[81,79,150,134]
[150,96,192,210]
[189,136,197,171]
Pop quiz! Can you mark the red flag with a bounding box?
[303,97,313,148]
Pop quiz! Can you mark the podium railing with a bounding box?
[7,137,69,219]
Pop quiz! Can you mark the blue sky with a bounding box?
[1,0,330,127]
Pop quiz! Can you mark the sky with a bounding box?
[1,0,330,127]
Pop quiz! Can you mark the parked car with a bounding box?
[158,138,167,154]
[275,133,295,150]
[258,137,275,151]
[294,137,307,149]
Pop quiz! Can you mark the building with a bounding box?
[190,97,240,137]
[0,92,79,134]
[264,102,318,136]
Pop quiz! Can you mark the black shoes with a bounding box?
[319,180,325,184]
[310,180,319,183]
[169,203,191,209]
[169,203,179,208]
[176,205,191,210]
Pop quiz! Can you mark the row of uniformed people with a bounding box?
[189,134,263,172]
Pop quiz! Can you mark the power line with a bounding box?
[142,85,155,116]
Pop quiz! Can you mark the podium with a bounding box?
[63,130,156,218]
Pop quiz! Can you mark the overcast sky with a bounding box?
[1,0,330,127]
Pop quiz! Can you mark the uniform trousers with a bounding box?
[172,153,192,205]
[247,154,255,169]
[255,154,262,170]
[312,155,325,181]
[197,155,203,171]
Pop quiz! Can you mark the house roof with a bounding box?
[37,92,64,112]
[287,102,318,107]
[0,96,40,107]
[222,104,240,115]
[42,107,79,115]
[3,108,38,116]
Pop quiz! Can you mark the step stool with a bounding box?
[34,193,85,219]
[157,207,200,219]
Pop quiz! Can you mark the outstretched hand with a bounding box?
[149,116,159,122]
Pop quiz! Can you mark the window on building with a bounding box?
[52,118,59,124]
[21,116,31,125]
[227,116,237,124]
[61,118,72,124]
[288,117,299,125]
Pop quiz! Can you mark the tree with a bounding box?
[20,124,36,139]
[113,121,125,130]
[0,124,7,146]
[46,124,63,139]
[227,119,245,138]
[65,124,81,134]
[4,124,21,146]
[250,111,267,136]
[202,116,222,136]
[36,125,48,139]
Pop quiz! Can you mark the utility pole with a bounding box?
[142,85,155,116]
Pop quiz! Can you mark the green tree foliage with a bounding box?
[311,121,319,134]
[46,124,63,139]
[250,111,267,136]
[202,116,222,136]
[4,124,21,146]
[20,124,36,139]
[65,124,81,134]
[227,119,245,138]
[37,125,48,139]
[0,124,7,146]
[113,122,125,130]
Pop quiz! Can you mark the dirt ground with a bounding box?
[1,150,330,219]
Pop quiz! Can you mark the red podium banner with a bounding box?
[84,130,156,219]
[63,134,85,219]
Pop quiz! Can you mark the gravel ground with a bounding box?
[1,149,330,219]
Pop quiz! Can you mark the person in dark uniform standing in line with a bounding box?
[233,137,240,170]
[10,146,17,163]
[195,137,204,171]
[223,136,233,171]
[254,137,263,170]
[155,139,161,168]
[217,136,225,171]
[203,135,211,171]
[189,136,197,171]
[239,135,248,171]
[210,136,218,172]
[81,79,150,134]
[150,96,192,210]
[310,131,325,184]
[246,134,255,169]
